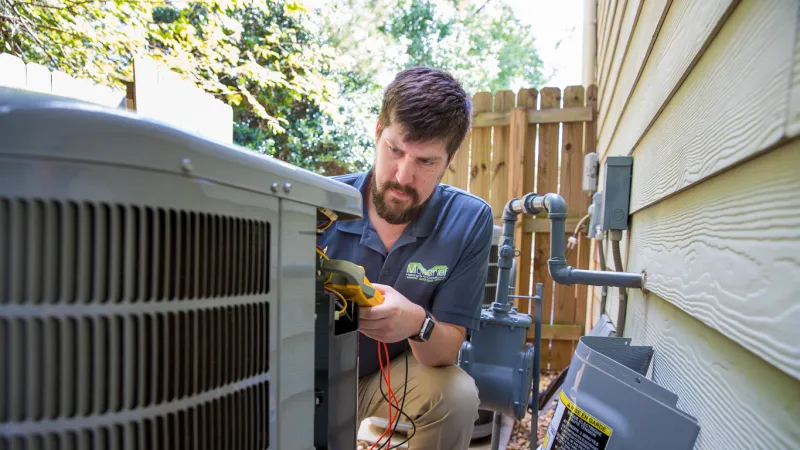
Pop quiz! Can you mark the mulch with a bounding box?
[506,370,560,450]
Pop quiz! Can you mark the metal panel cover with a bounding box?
[0,87,363,220]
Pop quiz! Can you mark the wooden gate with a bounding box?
[443,85,597,371]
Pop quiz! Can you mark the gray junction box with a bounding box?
[542,336,700,450]
[600,156,633,232]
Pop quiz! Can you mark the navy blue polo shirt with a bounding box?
[317,169,494,378]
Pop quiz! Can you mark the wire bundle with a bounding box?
[371,345,415,450]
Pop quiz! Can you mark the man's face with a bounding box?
[371,122,451,225]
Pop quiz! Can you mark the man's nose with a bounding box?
[395,157,415,186]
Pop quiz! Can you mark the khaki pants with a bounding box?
[357,350,480,450]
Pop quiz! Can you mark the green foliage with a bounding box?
[1,0,545,175]
[312,0,547,94]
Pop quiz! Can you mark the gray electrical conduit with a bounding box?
[610,230,627,337]
[502,192,644,290]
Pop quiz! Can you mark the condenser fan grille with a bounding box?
[0,198,270,304]
[0,197,271,448]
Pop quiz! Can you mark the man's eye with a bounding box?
[419,159,432,165]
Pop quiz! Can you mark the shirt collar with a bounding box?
[337,167,442,240]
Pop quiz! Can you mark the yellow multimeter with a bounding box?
[319,259,385,307]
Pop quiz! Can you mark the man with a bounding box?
[317,67,494,449]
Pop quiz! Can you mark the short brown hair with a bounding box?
[377,67,472,159]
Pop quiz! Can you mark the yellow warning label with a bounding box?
[559,391,612,436]
[542,391,613,450]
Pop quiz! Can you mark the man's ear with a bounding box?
[375,120,382,140]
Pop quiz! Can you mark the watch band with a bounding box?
[409,309,435,342]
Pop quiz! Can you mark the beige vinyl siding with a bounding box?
[625,289,800,449]
[598,0,738,160]
[788,5,800,138]
[589,3,800,447]
[628,139,800,380]
[627,0,797,212]
[595,0,669,139]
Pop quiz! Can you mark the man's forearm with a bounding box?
[407,304,466,367]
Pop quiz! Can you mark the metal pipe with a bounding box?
[611,238,628,337]
[553,267,642,288]
[531,283,543,450]
[491,199,526,313]
[490,412,503,450]
[598,237,608,314]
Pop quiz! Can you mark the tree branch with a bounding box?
[471,0,492,18]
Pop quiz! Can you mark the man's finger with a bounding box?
[359,329,385,341]
[358,317,390,332]
[371,283,389,294]
[360,304,392,320]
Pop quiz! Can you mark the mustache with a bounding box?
[381,181,420,202]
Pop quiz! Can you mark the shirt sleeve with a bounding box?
[429,203,494,330]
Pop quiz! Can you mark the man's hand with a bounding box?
[358,283,425,343]
[360,283,466,367]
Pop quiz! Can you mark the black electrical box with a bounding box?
[601,156,633,231]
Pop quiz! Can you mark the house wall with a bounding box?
[590,0,800,448]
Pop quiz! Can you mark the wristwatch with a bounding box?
[409,309,436,342]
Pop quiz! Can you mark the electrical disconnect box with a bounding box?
[600,156,633,231]
[542,336,700,450]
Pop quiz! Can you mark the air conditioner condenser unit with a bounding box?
[0,88,363,450]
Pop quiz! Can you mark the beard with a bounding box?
[370,176,427,225]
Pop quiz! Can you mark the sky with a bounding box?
[503,0,584,90]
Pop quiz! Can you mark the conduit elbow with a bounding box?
[548,258,573,286]
[503,199,521,221]
[543,193,567,219]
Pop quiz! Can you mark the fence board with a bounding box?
[489,91,515,222]
[0,53,126,108]
[549,86,584,370]
[470,93,493,201]
[473,106,592,127]
[0,53,26,88]
[132,56,233,144]
[513,89,538,314]
[536,87,560,370]
[25,62,51,93]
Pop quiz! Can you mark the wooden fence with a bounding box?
[0,53,127,108]
[443,85,598,371]
[0,53,233,144]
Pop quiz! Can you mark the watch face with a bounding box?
[421,317,435,340]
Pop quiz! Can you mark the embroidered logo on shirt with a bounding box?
[406,262,448,282]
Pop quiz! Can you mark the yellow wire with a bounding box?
[317,247,333,282]
[325,287,348,313]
